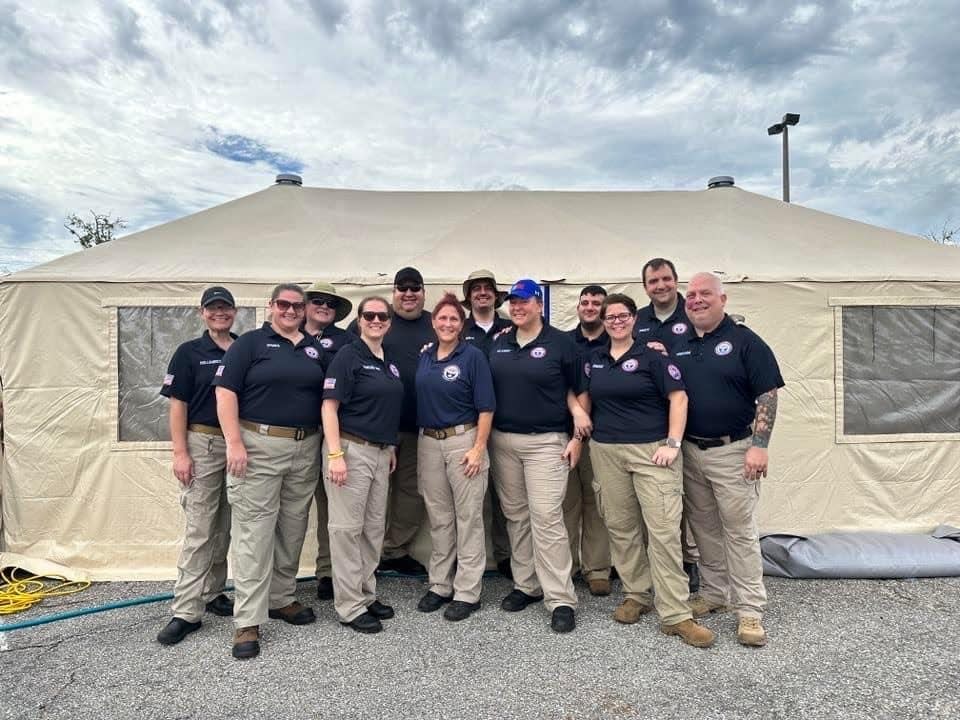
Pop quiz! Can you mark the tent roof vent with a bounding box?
[707,175,735,189]
[275,173,303,186]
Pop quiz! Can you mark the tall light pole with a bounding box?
[767,113,800,202]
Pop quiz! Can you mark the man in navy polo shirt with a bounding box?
[302,281,355,602]
[349,267,435,576]
[563,285,613,597]
[634,257,700,591]
[460,269,513,577]
[672,272,784,647]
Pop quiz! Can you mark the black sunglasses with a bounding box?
[396,284,423,293]
[361,311,390,322]
[310,296,340,309]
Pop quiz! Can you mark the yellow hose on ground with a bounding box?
[0,567,92,615]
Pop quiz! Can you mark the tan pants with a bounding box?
[417,428,488,603]
[382,431,424,560]
[324,438,391,622]
[682,437,766,619]
[226,428,320,628]
[170,431,231,622]
[485,474,511,564]
[490,430,577,611]
[314,479,331,578]
[562,443,611,581]
[590,440,692,625]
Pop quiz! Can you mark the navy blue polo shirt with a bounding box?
[303,323,354,356]
[348,312,435,433]
[322,341,405,445]
[672,315,785,438]
[416,341,496,430]
[584,341,685,444]
[464,314,513,356]
[633,298,691,353]
[160,331,237,426]
[212,323,329,428]
[568,325,609,362]
[489,324,584,434]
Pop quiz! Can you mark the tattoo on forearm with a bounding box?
[752,390,778,448]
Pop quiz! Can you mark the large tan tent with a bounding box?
[1,179,959,580]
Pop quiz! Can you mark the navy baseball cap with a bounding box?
[200,286,236,308]
[506,279,543,301]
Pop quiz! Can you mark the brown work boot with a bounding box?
[612,598,653,624]
[232,626,260,660]
[268,601,316,625]
[688,594,729,618]
[661,619,716,648]
[588,578,611,597]
[737,616,767,647]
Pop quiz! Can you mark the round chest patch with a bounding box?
[304,346,320,359]
[583,362,591,377]
[715,341,734,356]
[320,338,333,349]
[530,346,547,359]
[667,363,682,380]
[442,364,461,381]
[621,358,639,373]
[389,363,401,378]
[671,322,688,335]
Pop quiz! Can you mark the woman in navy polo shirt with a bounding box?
[321,296,405,634]
[414,293,495,622]
[156,286,237,647]
[578,293,714,648]
[487,278,590,634]
[213,283,329,660]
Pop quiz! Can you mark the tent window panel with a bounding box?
[842,306,960,435]
[117,306,255,442]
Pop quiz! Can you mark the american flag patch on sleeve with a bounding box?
[163,373,174,385]
[215,366,225,377]
[324,378,337,389]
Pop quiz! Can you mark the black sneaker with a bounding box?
[551,606,576,633]
[443,600,480,622]
[496,558,513,580]
[377,555,427,576]
[316,576,334,601]
[157,617,201,645]
[500,589,544,612]
[417,591,453,613]
[367,600,395,619]
[205,594,234,617]
[684,562,701,595]
[341,611,382,634]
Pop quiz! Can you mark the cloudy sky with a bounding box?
[2,0,958,273]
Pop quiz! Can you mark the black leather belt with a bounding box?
[684,427,752,450]
[340,431,391,450]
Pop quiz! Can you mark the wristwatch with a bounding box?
[665,437,682,449]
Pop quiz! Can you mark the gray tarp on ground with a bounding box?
[761,526,960,579]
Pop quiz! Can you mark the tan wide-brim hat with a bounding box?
[304,281,353,322]
[461,269,508,309]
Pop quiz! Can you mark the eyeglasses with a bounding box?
[396,284,423,293]
[361,311,390,322]
[602,312,635,325]
[309,296,340,309]
[273,299,306,313]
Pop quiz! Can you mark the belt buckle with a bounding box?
[295,428,305,441]
[436,429,448,440]
[258,424,270,435]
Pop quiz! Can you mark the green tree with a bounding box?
[64,211,127,248]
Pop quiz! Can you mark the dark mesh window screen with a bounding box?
[842,306,960,435]
[118,306,255,441]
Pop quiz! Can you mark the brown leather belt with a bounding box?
[421,422,478,440]
[239,419,319,441]
[340,431,390,449]
[188,424,223,437]
[684,427,752,450]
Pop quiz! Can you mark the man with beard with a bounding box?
[563,285,613,596]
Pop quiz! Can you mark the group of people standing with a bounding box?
[156,259,784,660]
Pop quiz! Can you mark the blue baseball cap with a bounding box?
[506,278,543,301]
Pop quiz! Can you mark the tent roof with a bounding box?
[8,184,960,284]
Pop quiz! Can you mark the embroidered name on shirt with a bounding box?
[675,351,692,356]
[266,343,281,348]
[198,359,221,366]
[362,364,382,371]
